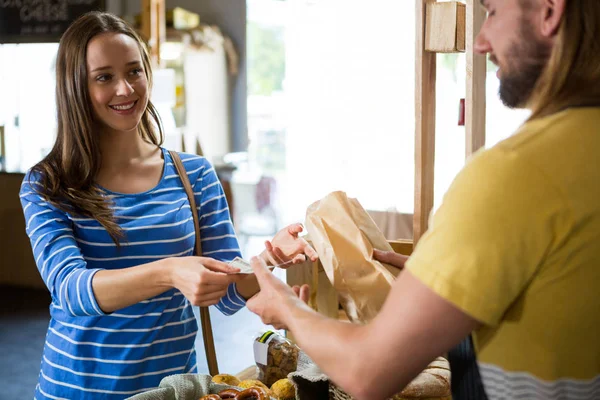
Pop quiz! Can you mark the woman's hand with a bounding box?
[168,257,244,306]
[260,223,319,267]
[373,249,409,269]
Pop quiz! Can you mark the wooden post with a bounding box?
[425,1,466,52]
[141,0,166,68]
[465,0,487,157]
[414,0,437,244]
[0,125,5,171]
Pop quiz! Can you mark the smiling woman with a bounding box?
[18,11,316,400]
[87,34,148,135]
[38,12,164,240]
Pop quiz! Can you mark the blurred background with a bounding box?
[0,0,529,396]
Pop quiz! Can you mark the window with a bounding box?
[247,0,531,228]
[0,43,58,172]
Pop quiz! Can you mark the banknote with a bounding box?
[228,256,296,274]
[229,256,253,274]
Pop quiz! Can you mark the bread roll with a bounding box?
[270,378,295,400]
[238,379,272,397]
[211,374,241,386]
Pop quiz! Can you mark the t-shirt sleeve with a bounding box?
[192,158,246,315]
[406,148,570,326]
[19,173,105,317]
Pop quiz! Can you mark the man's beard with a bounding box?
[497,21,552,108]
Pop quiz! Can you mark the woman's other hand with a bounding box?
[261,223,319,267]
[168,257,243,306]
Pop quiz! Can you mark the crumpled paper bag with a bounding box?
[304,191,401,323]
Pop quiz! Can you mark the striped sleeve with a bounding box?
[191,157,246,315]
[19,174,105,317]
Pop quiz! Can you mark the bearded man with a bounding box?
[247,1,600,399]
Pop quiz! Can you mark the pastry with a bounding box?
[238,379,270,393]
[270,378,295,400]
[212,374,241,386]
[216,388,240,399]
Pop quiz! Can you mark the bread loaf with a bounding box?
[395,357,451,399]
[329,356,451,400]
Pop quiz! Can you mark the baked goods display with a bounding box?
[329,357,451,400]
[208,374,295,400]
[199,387,270,400]
[397,357,450,399]
[214,388,240,399]
[237,379,271,395]
[253,331,299,387]
[212,374,241,386]
[269,378,295,400]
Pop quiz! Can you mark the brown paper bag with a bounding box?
[304,192,452,399]
[304,191,401,324]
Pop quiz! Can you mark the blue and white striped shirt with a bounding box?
[20,149,246,399]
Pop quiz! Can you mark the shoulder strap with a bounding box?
[168,150,219,376]
[169,150,202,256]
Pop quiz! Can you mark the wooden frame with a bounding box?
[425,1,466,53]
[0,125,5,172]
[141,0,166,67]
[287,0,487,322]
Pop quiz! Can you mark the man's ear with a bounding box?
[539,0,566,37]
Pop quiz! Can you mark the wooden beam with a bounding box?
[389,239,414,256]
[414,0,437,244]
[141,0,166,68]
[425,1,466,53]
[0,125,5,171]
[465,0,487,158]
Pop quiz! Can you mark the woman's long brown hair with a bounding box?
[528,0,600,119]
[29,12,164,243]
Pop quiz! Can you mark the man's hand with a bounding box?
[373,249,409,269]
[246,256,311,329]
[292,284,311,303]
[261,223,319,267]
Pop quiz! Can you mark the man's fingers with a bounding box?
[373,249,407,269]
[292,285,301,297]
[302,243,319,261]
[291,284,310,303]
[292,254,307,264]
[265,240,274,252]
[250,256,273,280]
[287,223,304,236]
[273,246,289,262]
[264,241,285,265]
[299,284,310,304]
